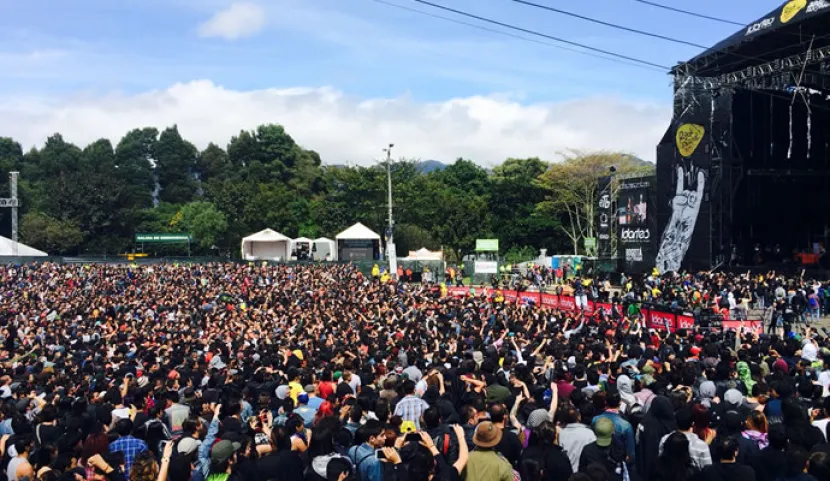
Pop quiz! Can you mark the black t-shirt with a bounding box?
[257,451,305,481]
[434,452,461,481]
[700,462,756,481]
[521,444,573,481]
[35,423,62,447]
[495,428,522,468]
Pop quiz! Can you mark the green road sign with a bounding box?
[135,233,192,243]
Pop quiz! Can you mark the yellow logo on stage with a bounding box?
[676,124,705,157]
[781,0,806,23]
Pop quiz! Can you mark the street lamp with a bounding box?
[382,144,398,279]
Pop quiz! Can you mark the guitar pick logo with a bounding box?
[675,124,705,158]
[781,0,807,23]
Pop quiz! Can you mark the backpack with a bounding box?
[433,427,460,465]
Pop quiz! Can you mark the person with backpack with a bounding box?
[347,421,386,481]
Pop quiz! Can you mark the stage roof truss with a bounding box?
[674,45,830,92]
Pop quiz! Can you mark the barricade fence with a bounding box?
[444,286,763,334]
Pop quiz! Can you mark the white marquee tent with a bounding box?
[0,235,47,257]
[336,223,381,261]
[335,223,381,241]
[240,229,291,260]
[313,237,336,261]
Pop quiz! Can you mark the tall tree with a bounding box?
[115,128,157,209]
[536,151,652,255]
[155,126,198,204]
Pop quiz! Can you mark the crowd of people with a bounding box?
[0,262,827,481]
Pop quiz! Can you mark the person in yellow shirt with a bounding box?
[371,264,380,278]
[287,366,304,403]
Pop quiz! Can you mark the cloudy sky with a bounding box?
[0,0,783,165]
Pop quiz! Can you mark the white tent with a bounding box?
[336,223,381,261]
[335,223,381,241]
[0,236,47,257]
[313,237,336,261]
[240,229,291,261]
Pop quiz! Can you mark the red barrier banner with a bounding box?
[583,300,595,316]
[503,290,518,302]
[676,314,696,330]
[447,286,470,297]
[647,309,677,332]
[594,302,614,316]
[519,291,541,304]
[559,296,576,311]
[722,320,763,333]
[541,293,559,309]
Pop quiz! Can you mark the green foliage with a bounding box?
[503,246,539,264]
[178,202,228,250]
[1,123,652,258]
[20,212,83,254]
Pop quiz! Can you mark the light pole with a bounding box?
[382,144,397,279]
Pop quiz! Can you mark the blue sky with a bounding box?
[0,0,787,164]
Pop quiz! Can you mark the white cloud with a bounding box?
[0,80,670,164]
[198,2,266,40]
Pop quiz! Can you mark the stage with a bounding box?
[651,0,830,272]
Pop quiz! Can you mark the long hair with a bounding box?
[691,404,711,441]
[129,451,159,481]
[654,432,695,481]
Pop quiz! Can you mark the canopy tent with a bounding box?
[240,229,291,261]
[0,236,47,257]
[336,223,381,261]
[313,237,336,261]
[402,247,443,261]
[677,1,830,77]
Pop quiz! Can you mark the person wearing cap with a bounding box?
[465,421,513,481]
[295,393,317,428]
[207,439,242,481]
[577,417,616,472]
[305,384,324,410]
[592,387,635,464]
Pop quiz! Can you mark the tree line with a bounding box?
[0,124,652,261]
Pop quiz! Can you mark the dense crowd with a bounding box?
[0,263,828,481]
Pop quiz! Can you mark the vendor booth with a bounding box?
[336,223,381,261]
[240,229,291,261]
[290,237,313,261]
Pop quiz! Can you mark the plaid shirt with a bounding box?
[109,435,148,478]
[394,395,430,430]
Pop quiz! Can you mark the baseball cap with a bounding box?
[304,384,315,393]
[526,409,551,429]
[177,437,202,456]
[594,418,614,447]
[211,440,241,464]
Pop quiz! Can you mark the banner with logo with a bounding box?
[597,175,613,257]
[518,291,541,305]
[618,177,655,273]
[474,260,498,274]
